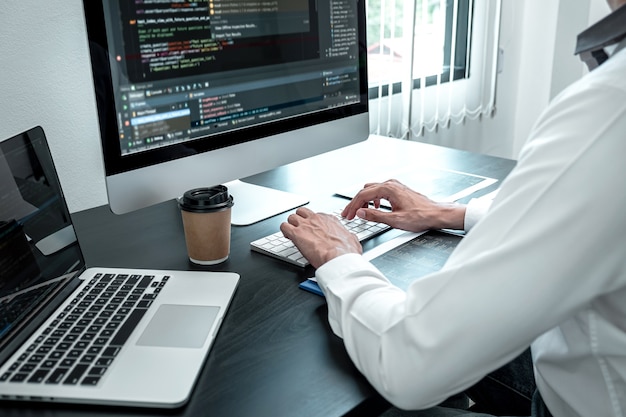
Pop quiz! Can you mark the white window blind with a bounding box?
[367,0,502,139]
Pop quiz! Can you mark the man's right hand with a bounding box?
[341,179,467,232]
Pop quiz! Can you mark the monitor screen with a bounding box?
[83,0,369,223]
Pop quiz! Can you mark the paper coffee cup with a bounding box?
[178,186,234,265]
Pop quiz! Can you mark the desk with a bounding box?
[6,136,515,417]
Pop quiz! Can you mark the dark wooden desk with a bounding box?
[6,136,515,417]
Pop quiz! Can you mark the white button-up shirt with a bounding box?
[315,40,626,417]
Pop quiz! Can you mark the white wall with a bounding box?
[0,1,107,213]
[0,0,611,214]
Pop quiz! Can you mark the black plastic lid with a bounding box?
[178,185,234,213]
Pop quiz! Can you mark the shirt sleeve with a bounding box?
[463,196,493,232]
[314,81,626,410]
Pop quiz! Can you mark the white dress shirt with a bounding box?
[315,39,626,416]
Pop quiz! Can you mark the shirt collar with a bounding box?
[613,37,626,55]
[575,4,626,70]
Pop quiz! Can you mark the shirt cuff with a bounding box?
[464,197,493,232]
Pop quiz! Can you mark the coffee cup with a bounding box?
[178,185,234,265]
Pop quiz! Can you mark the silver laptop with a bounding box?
[0,126,239,408]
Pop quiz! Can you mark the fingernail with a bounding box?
[356,208,366,218]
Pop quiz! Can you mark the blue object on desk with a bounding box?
[299,279,324,297]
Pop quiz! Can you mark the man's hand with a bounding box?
[280,207,362,269]
[341,179,466,232]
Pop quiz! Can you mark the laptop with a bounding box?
[0,126,239,408]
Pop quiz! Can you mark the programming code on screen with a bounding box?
[101,0,361,155]
[120,0,314,82]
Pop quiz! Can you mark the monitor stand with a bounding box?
[225,180,309,226]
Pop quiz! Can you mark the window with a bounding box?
[366,0,472,98]
[367,0,501,139]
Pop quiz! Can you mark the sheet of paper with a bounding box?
[335,166,497,204]
[304,230,463,294]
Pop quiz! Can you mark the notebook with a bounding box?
[0,126,239,408]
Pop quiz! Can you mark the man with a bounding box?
[280,1,626,416]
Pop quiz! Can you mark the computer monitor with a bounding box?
[82,0,369,225]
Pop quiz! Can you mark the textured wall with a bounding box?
[0,1,107,213]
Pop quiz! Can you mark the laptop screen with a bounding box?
[0,127,85,344]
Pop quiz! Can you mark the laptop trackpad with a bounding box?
[136,304,220,348]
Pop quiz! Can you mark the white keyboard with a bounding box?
[250,211,391,267]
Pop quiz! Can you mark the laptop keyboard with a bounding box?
[0,272,168,387]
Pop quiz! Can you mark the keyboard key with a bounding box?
[60,358,76,368]
[67,350,82,359]
[46,368,69,384]
[101,347,120,358]
[88,366,107,376]
[43,337,60,346]
[10,373,29,382]
[41,360,58,369]
[96,358,113,367]
[19,364,36,373]
[137,276,153,288]
[110,309,147,346]
[63,364,88,385]
[80,354,97,364]
[28,369,50,383]
[50,350,65,360]
[27,354,45,363]
[81,376,101,386]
